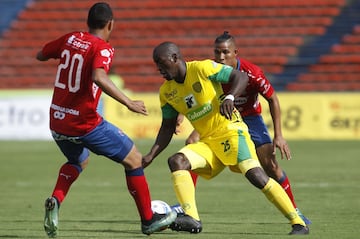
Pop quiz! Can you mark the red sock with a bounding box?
[52,163,80,204]
[126,173,153,221]
[279,174,297,208]
[190,170,198,186]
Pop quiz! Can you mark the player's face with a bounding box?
[214,41,237,68]
[154,56,177,81]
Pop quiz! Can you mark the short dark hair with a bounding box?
[214,31,235,44]
[87,2,113,29]
[153,41,181,62]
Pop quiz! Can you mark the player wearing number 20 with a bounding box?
[36,2,176,238]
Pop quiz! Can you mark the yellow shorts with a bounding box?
[179,122,260,179]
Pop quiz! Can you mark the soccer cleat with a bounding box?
[141,211,177,235]
[44,197,59,238]
[289,224,309,235]
[169,214,202,233]
[170,204,185,216]
[296,208,312,225]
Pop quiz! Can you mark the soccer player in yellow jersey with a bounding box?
[143,41,309,235]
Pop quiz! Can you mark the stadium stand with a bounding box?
[0,0,28,35]
[0,0,358,92]
[286,25,360,91]
[283,0,360,91]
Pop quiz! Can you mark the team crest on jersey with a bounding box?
[184,94,197,109]
[100,49,111,57]
[192,82,202,93]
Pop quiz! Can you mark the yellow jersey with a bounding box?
[160,59,241,138]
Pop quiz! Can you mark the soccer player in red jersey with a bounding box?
[176,31,311,225]
[36,2,176,237]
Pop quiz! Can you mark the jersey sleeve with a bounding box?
[240,58,274,99]
[92,44,114,73]
[161,103,178,119]
[249,67,274,99]
[203,60,233,83]
[257,75,274,99]
[159,90,178,119]
[41,34,68,59]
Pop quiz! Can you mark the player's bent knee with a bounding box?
[122,146,143,170]
[168,153,191,172]
[262,160,281,180]
[264,168,278,180]
[245,167,270,189]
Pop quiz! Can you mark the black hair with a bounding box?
[214,31,235,44]
[87,2,113,29]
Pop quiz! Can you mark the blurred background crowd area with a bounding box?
[0,0,359,92]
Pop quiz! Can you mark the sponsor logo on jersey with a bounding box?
[234,97,247,106]
[165,89,178,100]
[184,94,196,109]
[187,103,212,121]
[51,104,79,116]
[67,35,90,51]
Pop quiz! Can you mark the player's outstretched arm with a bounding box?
[142,117,177,168]
[93,68,148,115]
[35,50,50,61]
[267,92,291,160]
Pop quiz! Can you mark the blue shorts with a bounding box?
[52,119,133,165]
[243,115,272,148]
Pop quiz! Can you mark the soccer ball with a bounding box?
[151,200,172,215]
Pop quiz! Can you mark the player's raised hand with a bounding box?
[127,100,148,115]
[273,136,291,160]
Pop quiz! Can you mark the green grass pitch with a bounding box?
[0,139,359,239]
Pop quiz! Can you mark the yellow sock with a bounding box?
[172,170,200,220]
[262,178,305,226]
